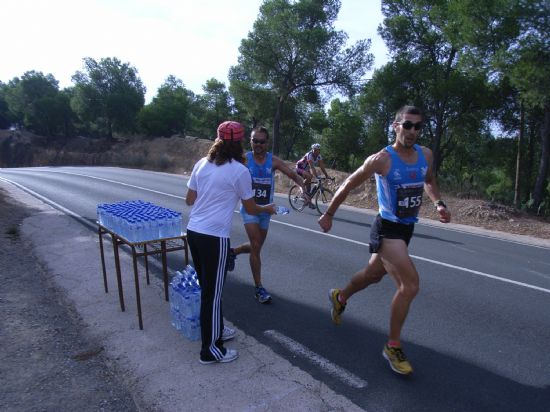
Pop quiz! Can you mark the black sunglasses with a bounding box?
[252,138,267,144]
[398,121,423,130]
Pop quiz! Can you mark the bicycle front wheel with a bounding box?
[315,188,334,215]
[288,184,306,211]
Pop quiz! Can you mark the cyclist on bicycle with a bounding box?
[296,143,331,207]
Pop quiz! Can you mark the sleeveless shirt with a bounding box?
[375,144,428,224]
[246,151,274,205]
[296,150,322,170]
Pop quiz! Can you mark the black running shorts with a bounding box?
[369,214,415,254]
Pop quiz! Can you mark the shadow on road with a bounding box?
[223,279,549,412]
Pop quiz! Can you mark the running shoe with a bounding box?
[328,289,346,325]
[382,344,413,375]
[255,286,272,304]
[227,248,237,272]
[221,325,236,341]
[199,348,238,365]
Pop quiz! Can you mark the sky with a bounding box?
[1,0,389,103]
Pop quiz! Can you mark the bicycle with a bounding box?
[288,177,336,215]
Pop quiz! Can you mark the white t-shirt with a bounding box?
[186,157,254,238]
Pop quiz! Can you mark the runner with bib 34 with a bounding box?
[318,105,451,375]
[229,126,308,304]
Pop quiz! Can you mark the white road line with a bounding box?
[3,171,549,296]
[417,218,550,250]
[41,170,186,200]
[272,220,550,295]
[0,175,171,276]
[412,255,550,294]
[0,176,89,226]
[264,330,368,389]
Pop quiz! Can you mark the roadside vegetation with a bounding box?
[0,0,548,218]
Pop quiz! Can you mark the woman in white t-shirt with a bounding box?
[186,121,275,365]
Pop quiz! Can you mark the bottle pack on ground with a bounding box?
[168,264,201,341]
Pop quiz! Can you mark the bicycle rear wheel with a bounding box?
[315,188,334,215]
[288,185,306,211]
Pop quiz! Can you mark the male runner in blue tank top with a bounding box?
[229,126,309,303]
[318,106,451,375]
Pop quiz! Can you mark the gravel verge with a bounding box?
[0,189,138,412]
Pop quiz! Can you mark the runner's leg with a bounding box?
[339,254,386,303]
[378,238,419,343]
[244,222,268,287]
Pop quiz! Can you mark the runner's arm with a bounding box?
[242,198,276,215]
[186,189,197,206]
[318,152,387,232]
[273,156,307,193]
[422,147,451,223]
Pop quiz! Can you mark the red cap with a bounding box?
[217,121,245,141]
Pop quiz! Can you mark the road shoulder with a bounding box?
[0,188,138,411]
[1,180,364,411]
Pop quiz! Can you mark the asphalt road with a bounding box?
[1,166,549,411]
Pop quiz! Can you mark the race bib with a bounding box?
[396,185,424,218]
[252,180,272,205]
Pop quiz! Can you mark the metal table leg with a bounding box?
[131,245,143,330]
[161,240,169,302]
[144,243,150,285]
[111,233,125,312]
[98,226,108,293]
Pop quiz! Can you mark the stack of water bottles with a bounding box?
[96,200,183,242]
[169,265,201,341]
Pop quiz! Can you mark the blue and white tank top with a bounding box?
[246,151,274,205]
[375,144,428,224]
[296,150,321,170]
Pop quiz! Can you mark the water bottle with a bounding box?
[187,280,201,341]
[275,205,290,215]
[97,204,105,225]
[169,271,184,330]
[119,216,130,240]
[177,282,190,333]
[127,218,137,242]
[169,265,201,340]
[174,266,190,336]
[167,212,178,238]
[158,213,167,238]
[175,213,183,237]
[141,216,152,241]
[188,317,201,341]
[168,284,180,330]
[135,217,144,242]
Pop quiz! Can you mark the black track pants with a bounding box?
[186,230,229,361]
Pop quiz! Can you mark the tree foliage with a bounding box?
[446,0,550,207]
[321,99,365,172]
[192,78,233,139]
[378,0,493,176]
[138,76,193,138]
[3,71,73,138]
[228,64,279,129]
[0,82,15,129]
[232,0,373,154]
[71,57,145,139]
